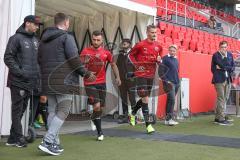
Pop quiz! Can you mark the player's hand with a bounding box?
[86,72,96,82]
[157,55,162,62]
[85,55,91,64]
[216,65,221,69]
[115,78,121,86]
[81,55,91,64]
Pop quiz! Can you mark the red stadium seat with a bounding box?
[174,25,180,32]
[159,21,167,31]
[190,40,197,51]
[172,30,178,39]
[180,26,186,33]
[164,28,172,37]
[167,23,174,30]
[162,47,169,56]
[165,36,173,43]
[178,32,185,41]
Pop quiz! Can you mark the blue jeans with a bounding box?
[163,82,179,120]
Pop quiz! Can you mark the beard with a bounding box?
[93,44,101,49]
[152,36,156,41]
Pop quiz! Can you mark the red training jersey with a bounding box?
[80,46,113,85]
[129,39,163,78]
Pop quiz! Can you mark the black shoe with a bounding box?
[214,119,220,124]
[118,116,128,124]
[38,141,61,156]
[15,137,27,148]
[6,137,16,146]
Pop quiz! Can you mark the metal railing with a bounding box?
[157,0,195,27]
[232,22,240,39]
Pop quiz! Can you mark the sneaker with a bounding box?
[33,121,42,129]
[129,114,136,126]
[214,119,220,124]
[90,120,96,131]
[165,119,179,126]
[56,144,64,152]
[97,135,104,141]
[5,137,16,146]
[15,137,27,148]
[146,124,155,134]
[225,116,234,122]
[42,141,64,153]
[217,120,233,126]
[118,115,128,124]
[37,114,44,125]
[38,141,61,156]
[237,115,240,118]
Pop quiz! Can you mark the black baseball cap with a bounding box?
[24,15,42,25]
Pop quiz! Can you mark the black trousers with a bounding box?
[9,85,30,140]
[118,79,136,115]
[29,95,40,125]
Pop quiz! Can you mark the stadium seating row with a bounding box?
[157,0,240,24]
[158,21,240,57]
[157,0,208,24]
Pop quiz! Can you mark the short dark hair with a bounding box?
[219,40,228,47]
[121,38,132,45]
[54,13,69,25]
[92,30,103,37]
[147,25,156,31]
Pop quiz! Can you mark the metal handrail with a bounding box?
[232,22,240,38]
[157,0,195,27]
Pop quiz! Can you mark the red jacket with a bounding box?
[80,47,113,85]
[129,39,162,78]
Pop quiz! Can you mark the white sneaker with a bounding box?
[90,120,96,131]
[236,115,240,118]
[165,119,179,126]
[97,135,104,141]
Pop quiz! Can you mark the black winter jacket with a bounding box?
[116,50,135,81]
[38,27,89,94]
[4,25,40,93]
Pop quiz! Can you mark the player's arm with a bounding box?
[156,45,163,64]
[128,43,145,71]
[4,36,24,77]
[110,62,121,86]
[79,49,91,64]
[107,51,121,86]
[65,35,95,81]
[128,43,140,68]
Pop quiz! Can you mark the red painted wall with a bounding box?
[157,52,216,118]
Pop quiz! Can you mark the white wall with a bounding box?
[0,0,35,136]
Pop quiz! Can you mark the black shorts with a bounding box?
[136,77,154,97]
[85,83,106,106]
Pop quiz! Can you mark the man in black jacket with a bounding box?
[116,39,136,123]
[4,15,41,148]
[211,41,235,126]
[38,13,95,156]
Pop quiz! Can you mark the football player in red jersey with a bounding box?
[129,25,162,133]
[80,30,121,141]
